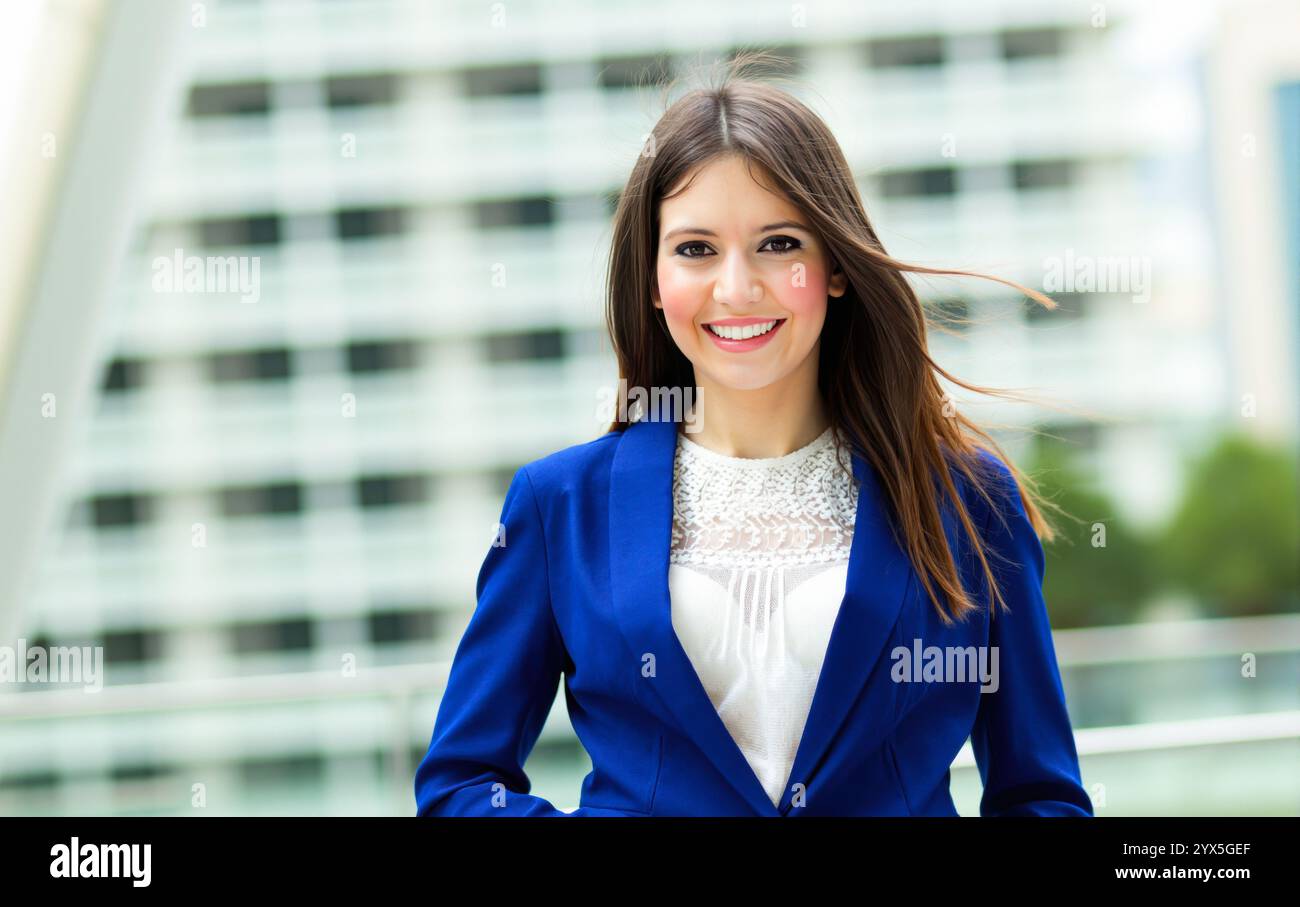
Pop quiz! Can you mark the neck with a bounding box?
[683,368,829,459]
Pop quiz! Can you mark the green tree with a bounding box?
[1024,437,1159,629]
[1158,433,1300,617]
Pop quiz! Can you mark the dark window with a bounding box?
[188,81,271,117]
[1001,27,1063,60]
[722,44,801,73]
[867,35,944,68]
[325,73,397,108]
[101,629,163,666]
[878,166,956,198]
[474,197,554,229]
[239,753,324,787]
[103,357,145,393]
[208,347,292,383]
[1013,159,1074,190]
[464,63,543,98]
[110,762,167,782]
[484,328,565,363]
[1028,290,1087,321]
[356,474,429,509]
[596,54,672,90]
[336,206,406,240]
[90,493,151,529]
[491,467,516,498]
[346,339,418,374]
[926,297,970,331]
[231,617,314,655]
[198,214,281,248]
[0,769,59,790]
[368,608,439,645]
[219,481,303,518]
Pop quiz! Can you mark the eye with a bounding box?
[675,241,713,258]
[761,235,803,254]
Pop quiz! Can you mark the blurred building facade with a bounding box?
[1,0,1295,816]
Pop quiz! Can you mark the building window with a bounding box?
[867,35,945,69]
[1013,159,1074,190]
[1001,27,1064,61]
[878,166,956,198]
[1028,290,1088,321]
[188,81,271,117]
[218,481,303,518]
[464,63,543,98]
[90,493,152,529]
[720,44,802,74]
[335,206,406,240]
[325,73,397,108]
[356,474,429,509]
[596,53,673,90]
[208,347,293,384]
[103,357,145,394]
[197,214,281,248]
[231,617,314,655]
[239,753,324,787]
[346,339,419,374]
[926,297,970,331]
[484,328,565,363]
[110,762,168,782]
[101,629,163,666]
[604,188,621,217]
[491,466,517,498]
[474,196,554,229]
[0,769,59,790]
[368,608,439,645]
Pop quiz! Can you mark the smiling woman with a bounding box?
[608,53,1064,631]
[415,50,1093,818]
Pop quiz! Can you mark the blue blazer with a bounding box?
[414,415,1093,817]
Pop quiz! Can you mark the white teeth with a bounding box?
[706,320,779,340]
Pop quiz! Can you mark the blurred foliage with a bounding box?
[1156,433,1299,618]
[1025,436,1159,629]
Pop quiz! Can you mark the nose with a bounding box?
[712,251,763,305]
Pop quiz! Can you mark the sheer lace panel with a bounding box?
[670,425,860,569]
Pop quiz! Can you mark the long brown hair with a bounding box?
[603,51,1068,627]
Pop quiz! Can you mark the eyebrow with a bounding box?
[662,220,812,242]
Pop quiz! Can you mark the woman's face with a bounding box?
[653,154,847,393]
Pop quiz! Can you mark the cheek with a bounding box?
[656,264,703,324]
[776,264,831,319]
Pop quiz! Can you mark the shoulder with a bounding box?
[947,445,1026,535]
[516,428,624,502]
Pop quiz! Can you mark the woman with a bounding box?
[414,54,1093,817]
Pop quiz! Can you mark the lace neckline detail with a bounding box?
[670,424,860,568]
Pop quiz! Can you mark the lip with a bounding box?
[701,317,786,352]
[703,317,784,327]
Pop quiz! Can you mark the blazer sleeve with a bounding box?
[967,454,1094,817]
[414,466,619,817]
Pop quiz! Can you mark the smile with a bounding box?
[701,318,787,351]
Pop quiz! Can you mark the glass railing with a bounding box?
[1,615,1295,816]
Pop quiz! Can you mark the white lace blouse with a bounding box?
[668,424,861,807]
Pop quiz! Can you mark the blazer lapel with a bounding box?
[607,415,915,817]
[776,447,914,814]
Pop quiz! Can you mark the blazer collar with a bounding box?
[608,415,915,816]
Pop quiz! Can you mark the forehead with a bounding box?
[659,156,798,223]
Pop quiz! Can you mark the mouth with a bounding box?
[701,318,787,351]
